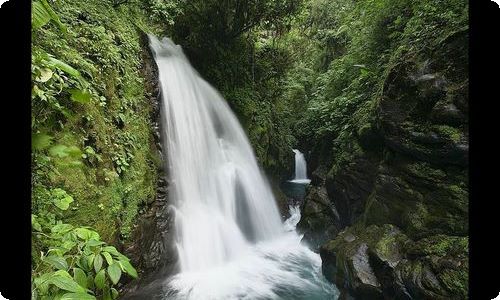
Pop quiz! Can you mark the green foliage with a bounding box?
[282,0,469,164]
[32,198,138,300]
[31,0,159,246]
[147,0,184,24]
[32,0,67,32]
[162,0,302,175]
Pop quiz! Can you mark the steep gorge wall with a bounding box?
[300,27,469,299]
[31,0,167,255]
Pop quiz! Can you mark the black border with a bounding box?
[469,0,500,299]
[0,0,32,299]
[0,0,498,298]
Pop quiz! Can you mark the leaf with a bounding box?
[51,275,86,293]
[37,68,53,82]
[34,273,52,294]
[111,288,119,299]
[32,1,51,30]
[86,239,105,247]
[102,252,113,266]
[76,256,90,272]
[87,254,95,269]
[32,214,42,231]
[75,228,100,240]
[94,270,106,289]
[107,263,122,285]
[94,254,103,273]
[32,133,53,151]
[51,223,73,234]
[39,0,67,33]
[87,274,95,289]
[103,288,113,300]
[47,57,81,78]
[102,246,120,256]
[54,269,72,278]
[44,255,68,271]
[61,293,96,300]
[73,268,87,289]
[53,194,74,211]
[69,89,91,104]
[118,259,137,278]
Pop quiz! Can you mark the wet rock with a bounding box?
[320,224,468,299]
[325,154,379,227]
[298,185,340,250]
[121,32,177,297]
[307,28,469,300]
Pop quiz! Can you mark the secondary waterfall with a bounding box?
[290,149,311,184]
[149,35,338,299]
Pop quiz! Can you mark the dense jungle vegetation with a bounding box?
[30,0,468,298]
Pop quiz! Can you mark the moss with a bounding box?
[32,0,163,244]
[404,162,446,182]
[432,125,462,143]
[402,202,429,237]
[406,234,468,257]
[439,267,468,298]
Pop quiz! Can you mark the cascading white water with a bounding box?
[290,149,311,184]
[149,35,338,299]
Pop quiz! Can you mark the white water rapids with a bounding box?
[149,35,338,299]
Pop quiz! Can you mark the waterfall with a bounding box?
[290,149,311,184]
[148,35,338,299]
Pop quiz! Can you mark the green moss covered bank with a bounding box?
[32,0,164,246]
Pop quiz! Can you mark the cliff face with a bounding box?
[301,28,468,299]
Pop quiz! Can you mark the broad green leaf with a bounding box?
[76,256,90,272]
[103,288,112,300]
[61,293,96,300]
[51,223,73,234]
[32,214,42,231]
[102,252,113,266]
[72,268,87,289]
[94,270,106,289]
[69,89,91,104]
[51,275,86,293]
[86,239,105,247]
[118,259,137,278]
[111,288,119,299]
[36,68,53,82]
[47,247,66,257]
[87,254,95,269]
[116,253,130,262]
[94,254,103,273]
[39,0,67,33]
[76,228,100,240]
[32,1,51,30]
[47,57,81,78]
[32,133,53,151]
[102,246,120,256]
[54,270,72,278]
[52,190,74,211]
[86,274,94,289]
[44,255,68,271]
[107,263,121,285]
[54,291,66,300]
[62,240,76,251]
[34,273,52,294]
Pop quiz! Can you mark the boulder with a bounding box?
[298,185,340,250]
